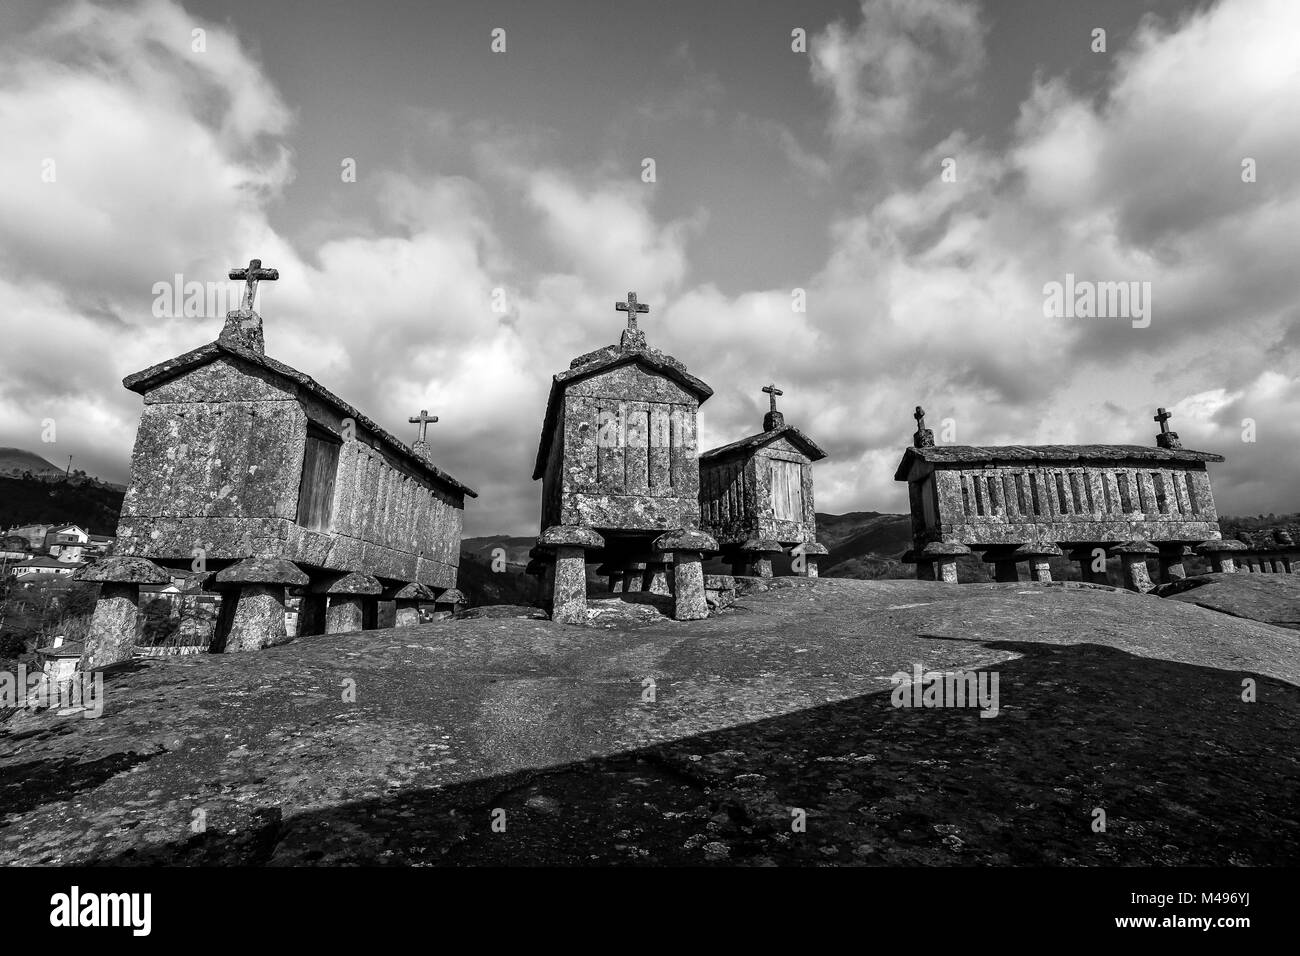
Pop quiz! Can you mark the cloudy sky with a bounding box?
[1,0,1296,535]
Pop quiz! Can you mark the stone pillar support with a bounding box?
[213,558,309,652]
[385,582,435,627]
[795,542,829,578]
[595,564,621,593]
[1014,543,1063,583]
[622,562,647,593]
[642,556,673,595]
[741,538,783,578]
[434,588,466,619]
[1157,545,1192,584]
[921,541,972,583]
[1194,539,1248,574]
[74,557,172,669]
[654,530,719,621]
[315,572,383,634]
[539,526,605,625]
[1109,541,1158,593]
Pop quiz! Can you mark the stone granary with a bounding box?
[1225,526,1300,574]
[893,406,1228,591]
[531,292,718,623]
[699,383,829,578]
[77,259,476,667]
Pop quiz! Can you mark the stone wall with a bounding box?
[924,462,1221,546]
[550,364,701,533]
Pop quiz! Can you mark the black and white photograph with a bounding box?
[0,0,1292,936]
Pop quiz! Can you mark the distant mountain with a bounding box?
[815,511,914,579]
[0,447,62,478]
[461,535,535,566]
[456,536,540,607]
[462,517,918,586]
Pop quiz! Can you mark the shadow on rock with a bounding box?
[86,641,1300,866]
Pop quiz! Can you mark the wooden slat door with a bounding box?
[297,431,341,531]
[769,459,804,521]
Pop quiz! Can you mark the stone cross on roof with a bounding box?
[1154,405,1182,450]
[220,258,278,356]
[409,409,439,444]
[229,258,279,313]
[615,292,649,330]
[409,408,438,462]
[615,292,649,351]
[912,404,935,448]
[762,383,785,431]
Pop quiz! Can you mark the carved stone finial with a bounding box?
[912,405,934,448]
[762,383,785,431]
[615,291,649,351]
[1154,406,1182,449]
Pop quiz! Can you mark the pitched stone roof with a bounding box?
[700,425,827,463]
[532,343,713,480]
[894,444,1225,481]
[123,339,477,499]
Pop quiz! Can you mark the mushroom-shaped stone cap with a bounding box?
[1012,543,1062,558]
[704,574,736,589]
[216,557,309,587]
[1194,538,1248,554]
[389,582,435,602]
[74,556,171,585]
[436,588,466,605]
[1109,540,1159,555]
[922,541,973,557]
[538,525,605,550]
[795,542,830,556]
[314,572,383,595]
[653,529,719,553]
[740,538,784,554]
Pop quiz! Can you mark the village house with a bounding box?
[9,555,83,578]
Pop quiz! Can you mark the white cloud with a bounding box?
[811,0,985,151]
[1,0,1297,541]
